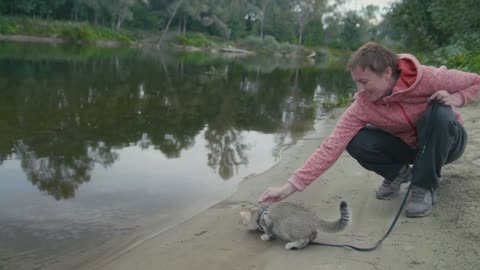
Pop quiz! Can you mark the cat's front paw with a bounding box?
[285,239,309,250]
[285,242,295,250]
[260,234,272,241]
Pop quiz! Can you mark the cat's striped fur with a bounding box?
[240,201,349,250]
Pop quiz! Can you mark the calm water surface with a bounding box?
[0,42,353,269]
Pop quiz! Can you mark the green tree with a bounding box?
[259,0,297,43]
[257,0,271,39]
[340,10,366,49]
[429,0,480,49]
[104,0,138,30]
[387,0,442,50]
[323,11,342,46]
[291,0,328,45]
[83,0,103,25]
[303,15,324,46]
[361,4,379,40]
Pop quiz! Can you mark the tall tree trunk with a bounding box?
[177,61,184,78]
[260,0,270,40]
[260,19,264,39]
[115,57,120,72]
[157,0,184,48]
[298,15,305,45]
[298,27,304,45]
[293,67,300,93]
[182,15,187,35]
[116,15,124,31]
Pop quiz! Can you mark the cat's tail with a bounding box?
[316,201,350,233]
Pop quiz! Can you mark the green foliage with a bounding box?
[386,0,480,51]
[175,33,214,47]
[0,0,139,31]
[60,26,96,43]
[0,17,57,36]
[8,0,466,62]
[0,0,384,55]
[0,17,21,34]
[429,0,480,46]
[461,52,480,73]
[130,3,164,31]
[263,2,297,44]
[322,6,383,50]
[419,45,480,73]
[339,11,367,49]
[0,16,133,44]
[386,0,442,50]
[383,0,480,73]
[303,16,324,46]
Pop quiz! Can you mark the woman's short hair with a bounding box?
[347,42,399,76]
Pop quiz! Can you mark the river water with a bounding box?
[0,42,353,269]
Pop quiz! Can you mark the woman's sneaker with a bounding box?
[405,185,437,217]
[376,166,411,199]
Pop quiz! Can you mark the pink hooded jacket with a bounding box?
[288,54,480,191]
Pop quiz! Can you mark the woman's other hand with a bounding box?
[429,90,463,108]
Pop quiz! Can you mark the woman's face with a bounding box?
[351,66,393,102]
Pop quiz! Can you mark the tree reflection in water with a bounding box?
[15,140,118,200]
[0,44,353,199]
[205,129,248,180]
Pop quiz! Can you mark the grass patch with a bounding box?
[0,16,133,45]
[174,33,215,48]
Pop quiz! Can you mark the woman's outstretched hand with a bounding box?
[258,182,298,206]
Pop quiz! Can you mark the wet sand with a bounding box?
[79,102,480,270]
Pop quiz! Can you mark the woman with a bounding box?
[259,42,480,217]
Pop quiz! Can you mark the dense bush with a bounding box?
[0,17,20,34]
[419,44,480,73]
[60,26,96,43]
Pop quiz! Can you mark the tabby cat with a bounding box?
[240,201,349,250]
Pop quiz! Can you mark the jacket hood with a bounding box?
[392,54,423,95]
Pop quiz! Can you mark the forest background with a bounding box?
[0,0,479,71]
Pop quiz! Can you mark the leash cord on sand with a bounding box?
[313,101,440,252]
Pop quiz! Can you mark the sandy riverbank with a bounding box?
[79,102,480,270]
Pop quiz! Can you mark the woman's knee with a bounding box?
[425,104,457,130]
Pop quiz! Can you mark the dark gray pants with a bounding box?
[346,104,467,190]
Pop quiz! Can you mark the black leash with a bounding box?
[313,184,412,251]
[313,101,441,252]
